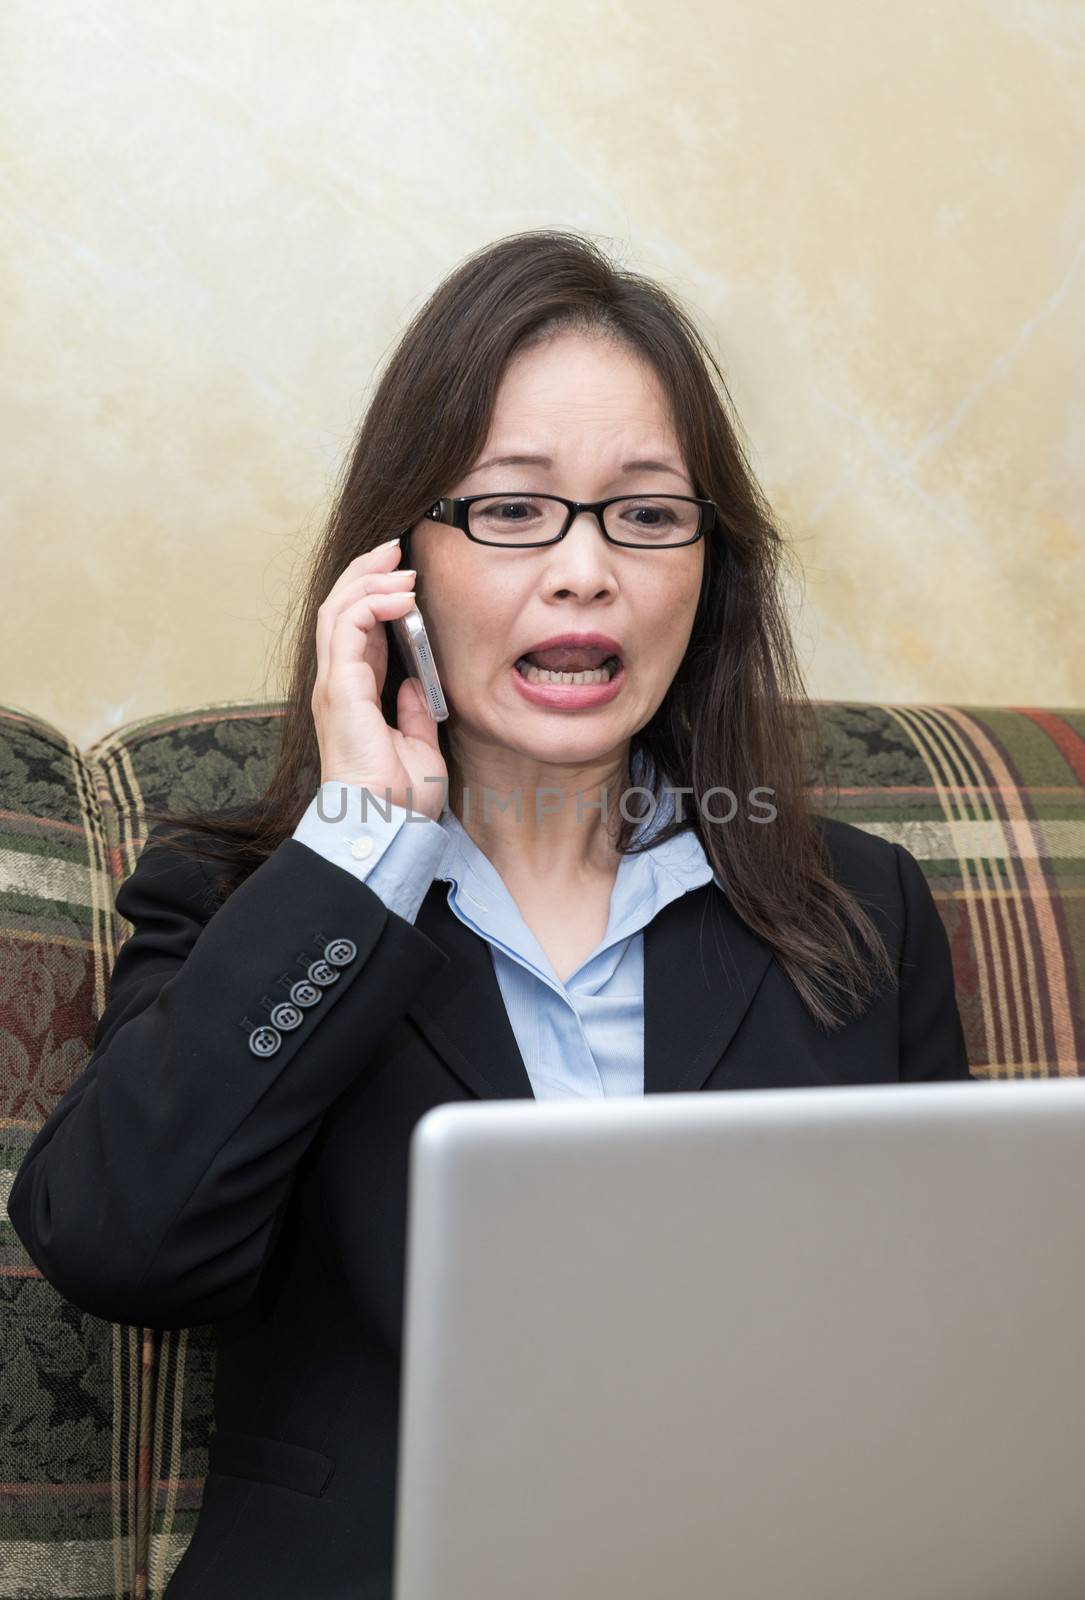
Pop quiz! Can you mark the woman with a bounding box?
[7,229,969,1599]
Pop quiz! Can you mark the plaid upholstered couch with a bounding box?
[2,696,1083,1598]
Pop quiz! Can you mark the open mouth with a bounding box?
[514,654,622,686]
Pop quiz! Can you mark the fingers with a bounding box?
[321,540,405,630]
[314,546,416,697]
[315,572,416,688]
[341,536,406,586]
[309,538,447,800]
[322,589,418,709]
[315,539,406,660]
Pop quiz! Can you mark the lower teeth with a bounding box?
[516,660,617,685]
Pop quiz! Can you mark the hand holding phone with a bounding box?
[310,536,447,818]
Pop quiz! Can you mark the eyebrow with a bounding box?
[470,452,690,484]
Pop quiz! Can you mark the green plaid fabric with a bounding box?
[1,697,1082,1597]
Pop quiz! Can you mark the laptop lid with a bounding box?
[394,1078,1085,1600]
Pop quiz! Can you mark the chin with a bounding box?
[507,728,632,766]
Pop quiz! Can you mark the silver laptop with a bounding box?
[393,1078,1085,1600]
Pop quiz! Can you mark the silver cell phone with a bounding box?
[390,605,449,723]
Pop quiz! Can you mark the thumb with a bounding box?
[397,675,442,746]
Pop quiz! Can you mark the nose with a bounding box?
[541,508,617,598]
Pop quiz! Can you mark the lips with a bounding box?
[514,633,623,673]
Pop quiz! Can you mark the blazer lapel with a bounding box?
[408,883,536,1100]
[406,879,776,1102]
[643,883,775,1095]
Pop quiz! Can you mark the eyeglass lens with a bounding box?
[467,494,700,546]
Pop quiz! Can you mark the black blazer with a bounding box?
[7,814,970,1600]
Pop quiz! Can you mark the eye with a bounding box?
[624,503,677,525]
[476,498,543,520]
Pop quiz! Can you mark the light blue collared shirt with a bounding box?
[292,755,721,1099]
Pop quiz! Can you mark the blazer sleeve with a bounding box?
[892,841,971,1083]
[292,782,448,925]
[5,823,451,1330]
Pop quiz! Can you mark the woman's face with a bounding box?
[408,330,705,774]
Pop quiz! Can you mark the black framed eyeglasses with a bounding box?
[423,492,717,549]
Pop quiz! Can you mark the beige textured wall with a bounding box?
[3,1,1082,751]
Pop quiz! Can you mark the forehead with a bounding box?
[480,334,685,469]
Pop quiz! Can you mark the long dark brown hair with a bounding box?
[146,227,895,1031]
